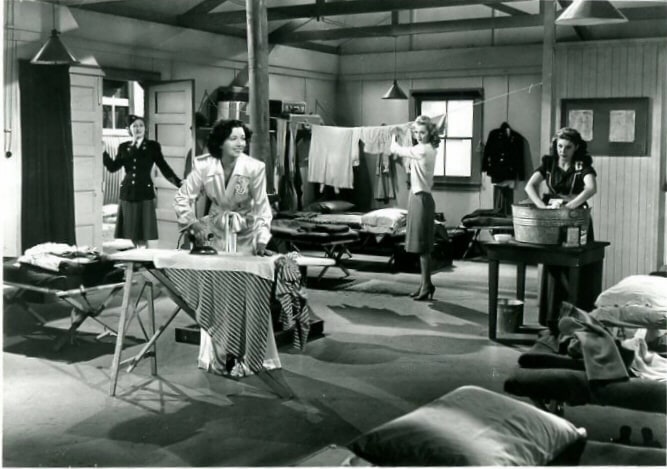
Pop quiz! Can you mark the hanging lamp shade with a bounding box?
[31,29,79,65]
[382,80,409,100]
[382,37,408,100]
[556,0,627,26]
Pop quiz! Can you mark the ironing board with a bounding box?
[106,249,328,397]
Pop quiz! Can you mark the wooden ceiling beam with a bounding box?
[268,19,312,42]
[487,3,529,16]
[272,13,544,43]
[71,1,338,53]
[621,5,667,21]
[208,0,527,24]
[55,0,129,5]
[180,0,231,18]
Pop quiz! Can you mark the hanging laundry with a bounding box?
[360,123,412,154]
[374,151,396,203]
[308,125,361,191]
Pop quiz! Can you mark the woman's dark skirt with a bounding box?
[405,191,435,254]
[115,199,158,242]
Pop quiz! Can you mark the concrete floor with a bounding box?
[3,256,665,466]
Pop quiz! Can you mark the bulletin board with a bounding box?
[560,97,650,156]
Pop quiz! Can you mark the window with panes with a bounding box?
[411,90,483,188]
[102,80,131,135]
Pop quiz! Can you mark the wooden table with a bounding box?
[485,240,610,342]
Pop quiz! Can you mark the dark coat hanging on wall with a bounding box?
[482,122,525,183]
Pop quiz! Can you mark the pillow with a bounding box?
[305,200,355,213]
[595,275,667,309]
[295,445,373,467]
[349,385,586,467]
[590,305,667,329]
[361,208,407,229]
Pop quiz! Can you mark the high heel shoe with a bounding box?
[409,286,423,298]
[414,284,435,301]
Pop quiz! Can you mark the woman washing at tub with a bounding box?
[525,127,597,211]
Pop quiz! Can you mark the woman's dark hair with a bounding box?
[550,127,592,166]
[207,119,253,158]
[413,115,441,148]
[127,114,148,137]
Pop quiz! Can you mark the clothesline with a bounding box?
[475,81,543,107]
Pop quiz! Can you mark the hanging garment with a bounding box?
[278,122,299,211]
[308,125,361,191]
[295,130,312,209]
[275,118,288,176]
[482,122,526,183]
[360,124,412,154]
[493,184,514,216]
[374,152,396,203]
[274,255,311,351]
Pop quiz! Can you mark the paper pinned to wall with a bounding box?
[568,110,594,141]
[609,110,636,142]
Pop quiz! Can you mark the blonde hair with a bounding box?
[413,115,440,148]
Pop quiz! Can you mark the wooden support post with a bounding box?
[245,0,273,190]
[540,0,556,155]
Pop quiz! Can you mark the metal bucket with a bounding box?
[511,203,590,245]
[498,298,524,333]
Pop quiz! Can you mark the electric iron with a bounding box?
[188,232,218,255]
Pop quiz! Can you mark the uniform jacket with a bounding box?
[482,124,525,183]
[174,153,272,254]
[103,139,182,202]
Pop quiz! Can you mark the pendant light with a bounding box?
[556,0,628,26]
[382,36,408,100]
[31,1,79,65]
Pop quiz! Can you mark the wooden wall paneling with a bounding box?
[335,80,363,127]
[481,75,509,210]
[304,78,336,122]
[582,47,597,98]
[661,44,667,268]
[558,41,665,287]
[596,46,612,97]
[70,69,103,249]
[642,42,658,274]
[568,48,583,97]
[508,73,543,201]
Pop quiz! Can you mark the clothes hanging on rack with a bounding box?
[308,125,361,192]
[482,122,525,183]
[374,151,396,203]
[275,118,287,176]
[276,114,322,210]
[296,129,312,209]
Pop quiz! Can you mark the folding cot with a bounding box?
[3,257,125,350]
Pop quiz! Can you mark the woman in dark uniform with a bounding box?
[103,115,182,247]
[525,127,597,212]
[525,127,598,329]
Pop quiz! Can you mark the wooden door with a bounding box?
[70,66,103,249]
[147,80,194,248]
